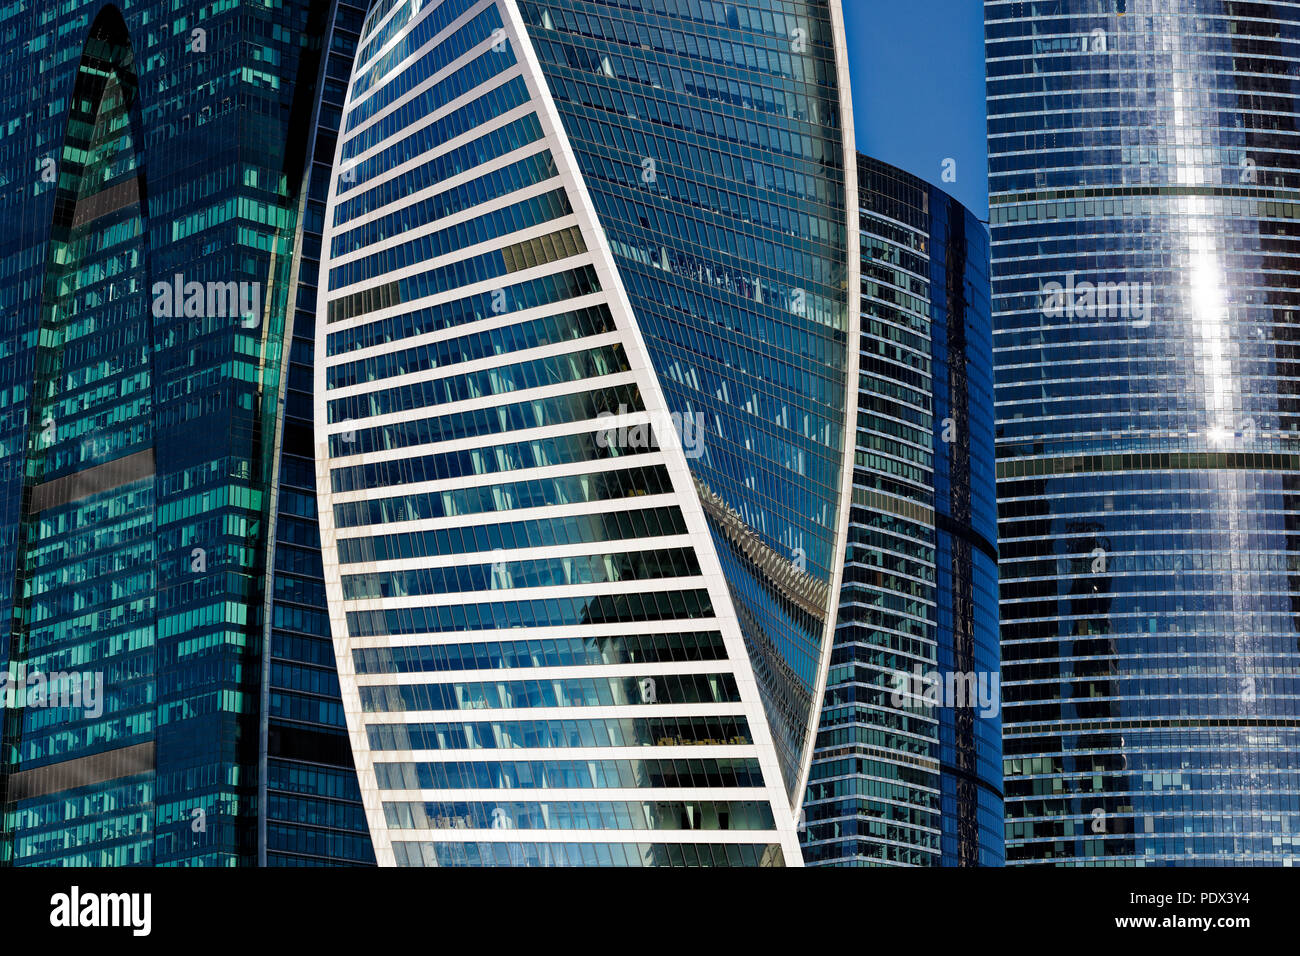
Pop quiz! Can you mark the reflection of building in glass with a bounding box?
[315,0,858,865]
[989,2,1300,864]
[803,155,1002,866]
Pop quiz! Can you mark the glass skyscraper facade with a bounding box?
[803,155,1002,867]
[989,0,1300,864]
[263,0,376,867]
[0,0,372,866]
[314,0,857,866]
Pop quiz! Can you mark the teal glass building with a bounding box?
[990,0,1300,864]
[314,0,858,865]
[0,0,373,865]
[802,155,1002,867]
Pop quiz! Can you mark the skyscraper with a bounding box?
[802,155,1002,867]
[262,0,377,867]
[989,0,1300,864]
[0,0,372,866]
[314,0,858,866]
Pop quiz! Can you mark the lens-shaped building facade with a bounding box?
[989,0,1300,864]
[802,155,1002,867]
[315,0,858,866]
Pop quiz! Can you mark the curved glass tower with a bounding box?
[989,0,1300,864]
[315,0,857,866]
[803,155,1002,867]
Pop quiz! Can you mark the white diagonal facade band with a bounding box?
[316,0,856,866]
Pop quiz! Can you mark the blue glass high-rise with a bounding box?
[989,0,1300,864]
[262,0,376,867]
[803,155,1002,866]
[518,1,856,797]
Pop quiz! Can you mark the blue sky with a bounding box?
[842,1,988,219]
